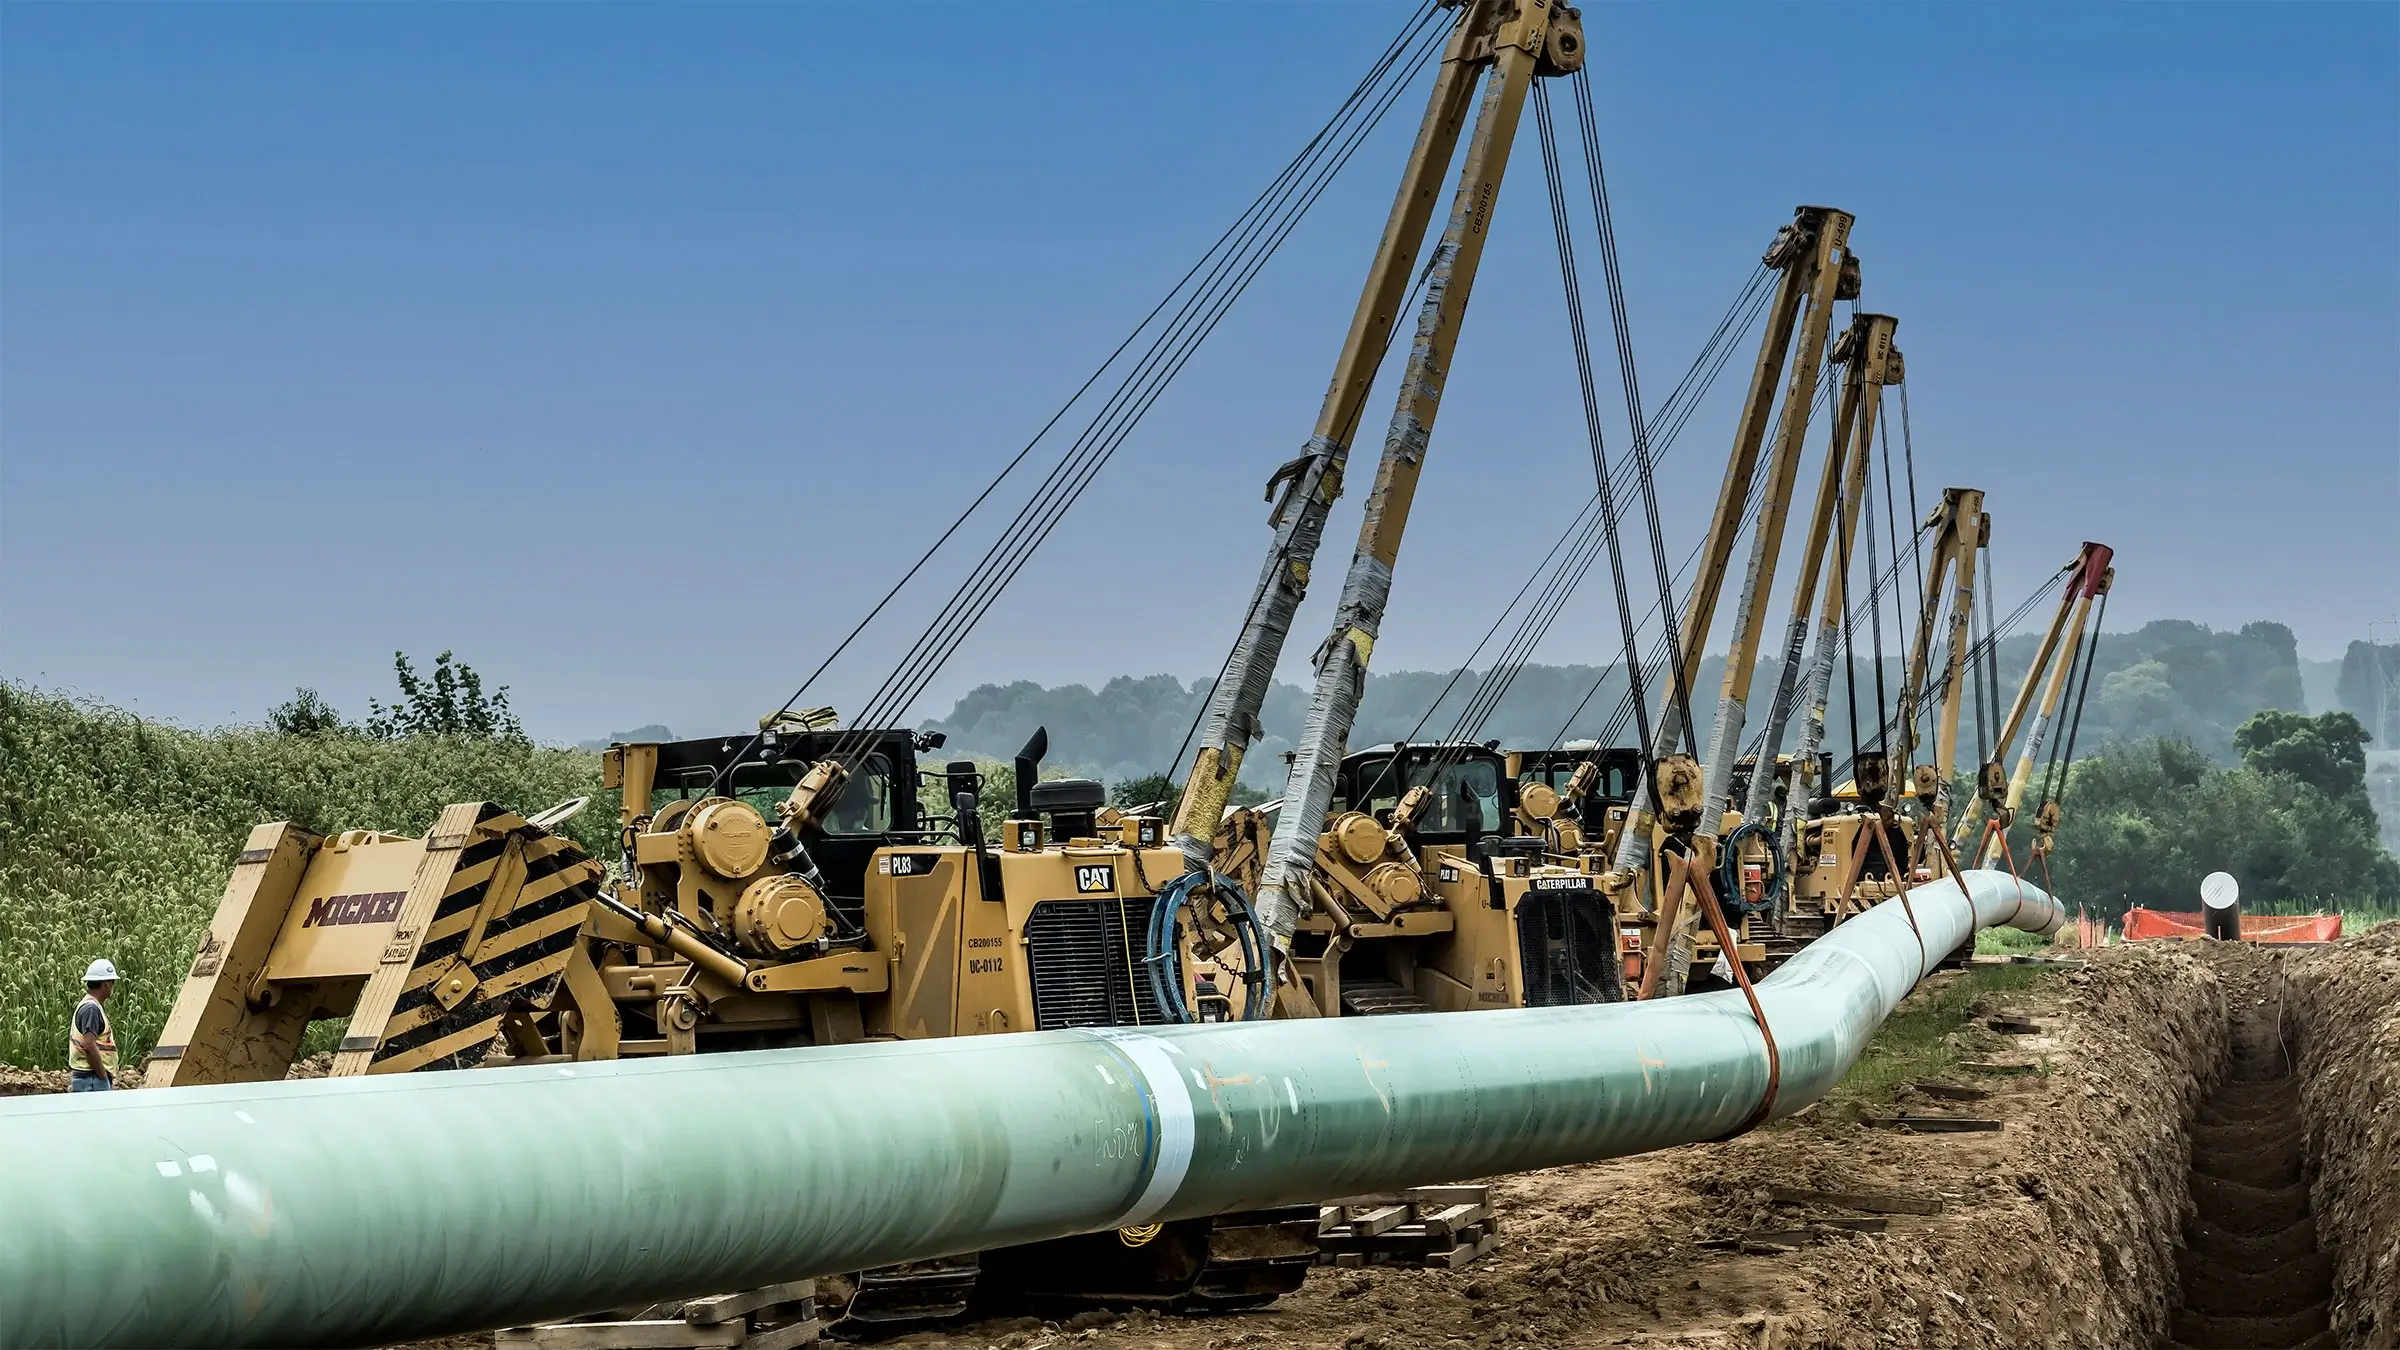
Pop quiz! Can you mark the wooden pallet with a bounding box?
[498,1281,819,1350]
[1316,1185,1500,1269]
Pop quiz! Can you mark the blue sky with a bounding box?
[4,2,2394,743]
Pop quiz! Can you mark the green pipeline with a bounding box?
[0,871,2059,1348]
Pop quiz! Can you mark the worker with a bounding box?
[68,959,120,1093]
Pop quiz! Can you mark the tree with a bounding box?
[1111,772,1176,810]
[364,651,526,743]
[267,688,352,738]
[2234,709,2371,806]
[2337,641,2399,738]
[2049,736,2400,920]
[2095,660,2192,745]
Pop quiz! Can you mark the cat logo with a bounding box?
[1531,875,1590,891]
[1073,864,1116,895]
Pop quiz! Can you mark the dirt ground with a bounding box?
[2288,925,2400,1348]
[0,1051,331,1097]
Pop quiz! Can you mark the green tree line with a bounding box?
[922,620,2324,786]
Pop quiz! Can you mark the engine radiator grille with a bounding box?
[1022,898,1176,1030]
[1514,888,1621,1006]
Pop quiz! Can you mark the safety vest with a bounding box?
[68,996,117,1076]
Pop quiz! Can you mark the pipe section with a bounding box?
[0,871,2059,1349]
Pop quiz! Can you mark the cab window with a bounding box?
[728,753,895,836]
[1344,755,1403,820]
[819,755,894,835]
[1407,757,1501,837]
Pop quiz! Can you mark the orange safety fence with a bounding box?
[2056,910,2113,949]
[2121,909,2343,943]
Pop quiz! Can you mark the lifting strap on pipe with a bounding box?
[1653,848,1782,1137]
[1927,824,2011,933]
[1879,816,1927,965]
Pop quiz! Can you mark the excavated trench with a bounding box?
[2168,996,2334,1349]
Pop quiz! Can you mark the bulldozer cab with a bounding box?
[611,728,933,920]
[1512,746,1640,804]
[1335,743,1514,848]
[1292,743,1620,1014]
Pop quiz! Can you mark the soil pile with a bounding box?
[0,1062,145,1096]
[2287,923,2400,1348]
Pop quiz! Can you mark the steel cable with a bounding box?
[824,8,1453,768]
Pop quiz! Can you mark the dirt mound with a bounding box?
[2286,923,2400,1348]
[0,1065,67,1097]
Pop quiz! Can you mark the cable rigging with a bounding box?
[707,0,1456,796]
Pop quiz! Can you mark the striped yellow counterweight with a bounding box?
[145,801,604,1086]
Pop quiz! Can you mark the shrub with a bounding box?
[0,683,612,1068]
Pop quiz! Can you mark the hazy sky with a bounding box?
[5,2,2395,744]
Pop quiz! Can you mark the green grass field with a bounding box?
[0,683,614,1069]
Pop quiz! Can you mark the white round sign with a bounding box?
[2200,871,2240,910]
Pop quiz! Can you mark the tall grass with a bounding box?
[0,684,614,1069]
[2249,897,2400,936]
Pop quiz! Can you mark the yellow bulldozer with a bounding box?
[146,718,1338,1320]
[140,0,1629,1319]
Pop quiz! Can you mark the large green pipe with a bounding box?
[0,871,2058,1349]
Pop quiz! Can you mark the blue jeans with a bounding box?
[69,1073,111,1093]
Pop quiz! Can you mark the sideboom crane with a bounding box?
[1245,0,1588,949]
[1591,207,1857,997]
[1169,0,1535,873]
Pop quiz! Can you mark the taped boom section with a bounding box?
[146,802,604,1086]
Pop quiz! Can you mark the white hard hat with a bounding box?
[84,959,119,984]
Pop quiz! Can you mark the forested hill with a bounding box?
[921,619,2324,788]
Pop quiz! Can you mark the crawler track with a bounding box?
[2168,1004,2333,1350]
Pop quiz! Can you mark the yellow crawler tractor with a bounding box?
[146,801,605,1084]
[1273,741,1624,1016]
[149,719,1324,1321]
[146,0,1616,1320]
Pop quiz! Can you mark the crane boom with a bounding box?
[1956,542,2114,859]
[1642,212,1856,996]
[1689,223,1856,834]
[1749,313,1901,825]
[1252,0,1586,944]
[1168,1,1510,867]
[1764,315,1902,865]
[1599,209,1852,890]
[1891,486,1988,866]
